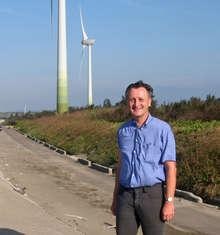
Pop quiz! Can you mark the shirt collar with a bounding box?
[132,113,153,128]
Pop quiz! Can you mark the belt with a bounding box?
[120,183,162,192]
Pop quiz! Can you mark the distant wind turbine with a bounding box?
[51,0,68,114]
[80,8,95,106]
[24,104,27,115]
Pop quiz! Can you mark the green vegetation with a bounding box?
[13,96,220,202]
[15,110,120,167]
[173,120,220,201]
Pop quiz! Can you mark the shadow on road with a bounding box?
[0,228,25,235]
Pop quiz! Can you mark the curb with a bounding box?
[175,189,203,203]
[92,162,114,175]
[16,129,67,156]
[13,127,115,175]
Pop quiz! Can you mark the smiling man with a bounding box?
[111,81,176,235]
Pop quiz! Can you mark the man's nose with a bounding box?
[134,99,139,105]
[132,99,137,105]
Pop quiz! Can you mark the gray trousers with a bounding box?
[116,183,165,235]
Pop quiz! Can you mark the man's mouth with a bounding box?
[132,107,142,111]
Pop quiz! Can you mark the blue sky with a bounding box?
[0,0,220,112]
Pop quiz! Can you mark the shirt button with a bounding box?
[133,150,136,153]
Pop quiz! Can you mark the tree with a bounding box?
[103,98,112,107]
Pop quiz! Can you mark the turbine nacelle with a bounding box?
[80,8,95,46]
[81,39,95,46]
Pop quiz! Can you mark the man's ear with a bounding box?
[148,98,152,107]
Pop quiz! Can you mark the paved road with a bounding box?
[0,127,219,235]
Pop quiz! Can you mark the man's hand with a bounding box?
[161,201,175,222]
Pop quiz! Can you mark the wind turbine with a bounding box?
[51,0,68,114]
[80,9,95,106]
[24,104,27,115]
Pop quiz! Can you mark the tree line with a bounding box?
[101,94,220,122]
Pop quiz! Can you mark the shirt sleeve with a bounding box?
[117,128,121,148]
[161,125,176,163]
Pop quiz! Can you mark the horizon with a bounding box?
[1,92,218,113]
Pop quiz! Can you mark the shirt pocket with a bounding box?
[143,142,161,163]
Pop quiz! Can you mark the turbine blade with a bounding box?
[80,8,88,40]
[78,47,86,81]
[50,0,53,33]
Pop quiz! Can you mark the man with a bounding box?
[111,81,176,235]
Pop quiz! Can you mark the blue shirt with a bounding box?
[117,114,176,188]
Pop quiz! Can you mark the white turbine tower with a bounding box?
[24,104,27,115]
[51,0,68,114]
[80,9,95,106]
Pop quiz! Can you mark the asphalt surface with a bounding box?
[0,126,219,235]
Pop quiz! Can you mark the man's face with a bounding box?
[127,87,152,119]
